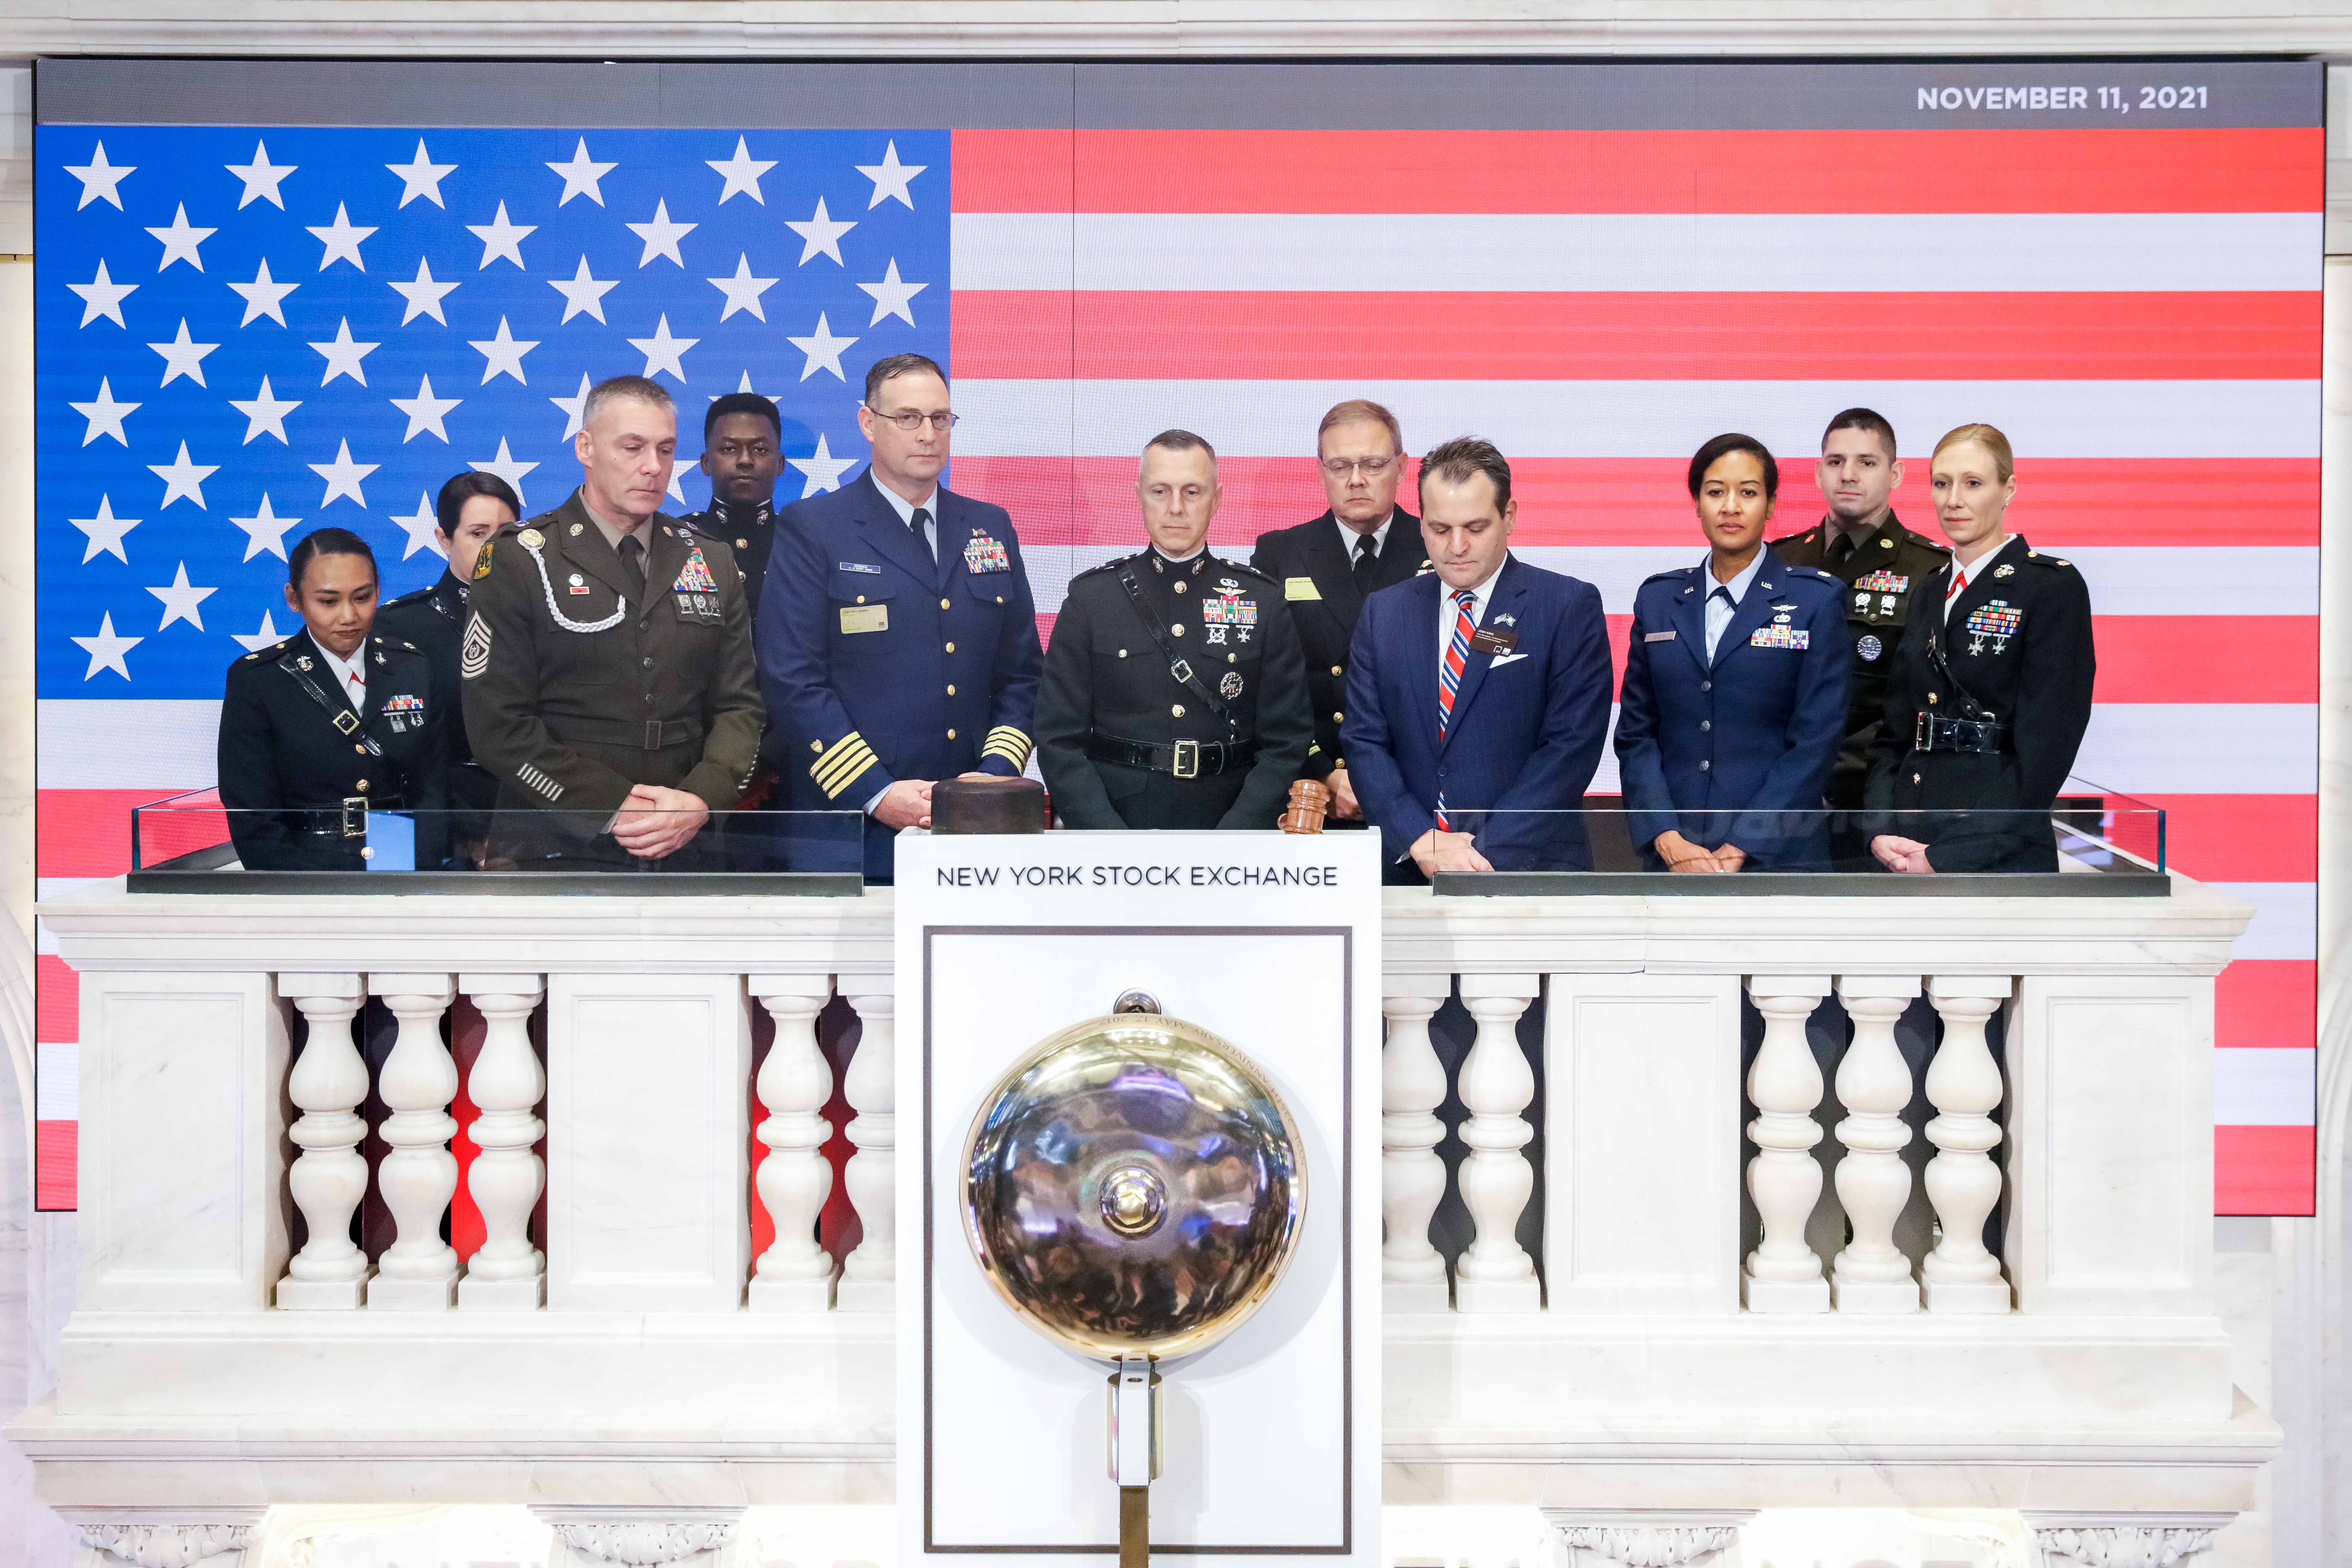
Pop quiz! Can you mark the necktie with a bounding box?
[1828,530,1857,567]
[911,506,934,561]
[1945,564,1966,622]
[345,669,365,706]
[1434,588,1476,831]
[616,533,647,596]
[1707,584,1733,660]
[1352,532,1379,592]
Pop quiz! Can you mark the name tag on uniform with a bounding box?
[1286,577,1321,601]
[838,561,881,575]
[840,604,889,635]
[1644,630,1676,643]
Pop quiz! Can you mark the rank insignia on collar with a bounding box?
[570,523,584,536]
[295,656,313,671]
[1880,538,1894,549]
[374,651,386,665]
[1994,564,2016,578]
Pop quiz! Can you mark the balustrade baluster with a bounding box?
[1381,977,1454,1311]
[750,977,839,1311]
[1453,976,1541,1313]
[367,974,460,1309]
[1742,977,1830,1313]
[276,973,371,1310]
[1921,976,2013,1313]
[1829,976,1923,1313]
[837,987,895,1312]
[458,975,548,1311]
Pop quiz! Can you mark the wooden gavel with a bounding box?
[1279,779,1331,835]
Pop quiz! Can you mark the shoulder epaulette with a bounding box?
[1795,566,1842,585]
[1072,553,1137,582]
[1640,565,1698,585]
[1213,556,1276,584]
[2024,550,2073,569]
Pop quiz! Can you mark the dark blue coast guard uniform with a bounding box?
[1340,554,1614,878]
[758,468,1043,879]
[1614,548,1850,869]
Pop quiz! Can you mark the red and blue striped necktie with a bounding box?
[1435,587,1476,830]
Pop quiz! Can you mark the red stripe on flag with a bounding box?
[2216,958,2316,1050]
[954,290,2320,382]
[954,127,2323,214]
[2135,795,2316,884]
[38,787,221,878]
[36,956,78,1045]
[2093,618,2317,705]
[36,1121,76,1212]
[2216,1123,2316,1216]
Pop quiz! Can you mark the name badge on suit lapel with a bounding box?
[1468,626,1518,655]
[1285,577,1321,601]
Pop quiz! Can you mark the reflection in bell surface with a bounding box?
[961,1011,1307,1364]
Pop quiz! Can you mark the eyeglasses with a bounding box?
[867,406,959,432]
[1320,455,1398,477]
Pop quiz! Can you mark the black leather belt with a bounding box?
[1086,732,1258,780]
[1913,712,2009,755]
[292,797,410,839]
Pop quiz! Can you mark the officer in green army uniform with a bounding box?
[460,375,765,867]
[1769,407,1951,833]
[1036,429,1312,830]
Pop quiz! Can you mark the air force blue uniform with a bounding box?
[1340,555,1614,874]
[1614,548,1849,869]
[758,468,1043,878]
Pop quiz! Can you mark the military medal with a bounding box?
[1857,633,1884,661]
[1963,599,2022,655]
[1219,671,1244,698]
[963,533,1011,574]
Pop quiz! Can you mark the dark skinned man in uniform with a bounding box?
[377,471,520,827]
[1037,429,1312,830]
[682,391,788,810]
[1250,397,1424,826]
[461,374,764,869]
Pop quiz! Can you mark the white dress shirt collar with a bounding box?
[1334,512,1392,564]
[1943,534,2015,621]
[1700,549,1768,660]
[316,637,368,709]
[1435,556,1508,666]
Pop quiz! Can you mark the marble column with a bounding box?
[1829,974,1923,1313]
[366,973,460,1310]
[1453,975,1540,1313]
[276,972,372,1311]
[1921,975,2013,1313]
[1743,975,1832,1313]
[749,975,838,1312]
[837,985,896,1313]
[457,974,546,1311]
[1380,975,1453,1311]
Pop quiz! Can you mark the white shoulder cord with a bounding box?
[522,534,629,633]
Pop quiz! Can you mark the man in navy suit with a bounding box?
[757,353,1043,880]
[1340,437,1614,880]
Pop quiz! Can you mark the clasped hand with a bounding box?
[1410,828,1493,876]
[1653,830,1747,874]
[1869,834,1936,874]
[612,784,710,860]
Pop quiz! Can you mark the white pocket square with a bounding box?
[1490,651,1529,668]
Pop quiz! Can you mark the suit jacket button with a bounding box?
[1700,720,1711,732]
[1700,681,1712,692]
[1699,760,1711,772]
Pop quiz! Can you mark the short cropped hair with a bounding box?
[1687,433,1780,501]
[287,527,377,592]
[1822,406,1898,458]
[864,352,947,405]
[1318,398,1402,456]
[582,374,674,431]
[704,391,782,441]
[1933,422,2016,482]
[1144,428,1217,465]
[434,471,521,538]
[1417,436,1511,513]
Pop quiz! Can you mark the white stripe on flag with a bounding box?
[2075,705,2315,794]
[956,379,2320,461]
[2214,1047,2317,1126]
[36,700,220,789]
[34,1041,78,1123]
[953,211,2324,295]
[2208,882,2318,961]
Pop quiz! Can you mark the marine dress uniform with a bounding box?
[681,496,778,621]
[376,566,496,815]
[217,629,446,871]
[1036,547,1313,830]
[1249,507,1424,794]
[460,491,765,865]
[1771,511,1950,810]
[1863,535,2096,873]
[758,468,1043,880]
[1613,549,1850,870]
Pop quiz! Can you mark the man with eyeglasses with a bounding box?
[757,352,1042,881]
[1250,399,1426,825]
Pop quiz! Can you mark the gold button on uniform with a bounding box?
[1171,624,1185,637]
[941,597,951,610]
[1331,712,1343,723]
[1927,692,1939,705]
[1172,704,1185,717]
[947,728,957,739]
[1117,649,1128,658]
[356,778,370,790]
[944,641,955,652]
[946,684,956,695]
[856,594,866,604]
[735,538,747,549]
[1174,581,1188,593]
[353,744,366,755]
[1330,665,1343,676]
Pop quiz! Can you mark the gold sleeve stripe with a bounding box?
[812,742,880,797]
[813,731,869,773]
[981,726,1032,767]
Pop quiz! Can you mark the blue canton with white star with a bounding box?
[36,125,948,698]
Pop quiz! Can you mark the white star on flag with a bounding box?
[857,258,927,327]
[466,201,535,269]
[469,437,539,510]
[228,376,302,444]
[229,494,302,561]
[549,256,618,324]
[390,374,462,442]
[146,204,215,272]
[310,317,380,386]
[469,316,538,384]
[146,562,218,631]
[227,257,298,326]
[389,257,460,325]
[628,313,697,381]
[233,610,291,653]
[69,378,139,446]
[149,441,219,509]
[69,496,141,564]
[790,432,856,496]
[391,494,443,559]
[856,140,926,209]
[786,312,857,382]
[547,138,617,206]
[310,439,379,507]
[72,613,141,681]
[709,370,762,401]
[224,139,295,209]
[626,199,695,268]
[149,319,220,387]
[708,253,780,322]
[551,372,593,438]
[785,196,857,266]
[386,139,457,208]
[68,260,138,328]
[707,136,777,204]
[307,203,375,271]
[64,142,136,210]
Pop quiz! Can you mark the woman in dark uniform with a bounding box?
[375,472,520,818]
[1864,423,2095,874]
[1616,434,1849,872]
[217,528,446,870]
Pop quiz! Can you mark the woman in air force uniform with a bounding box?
[1615,434,1849,872]
[1864,423,2095,874]
[217,528,447,871]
